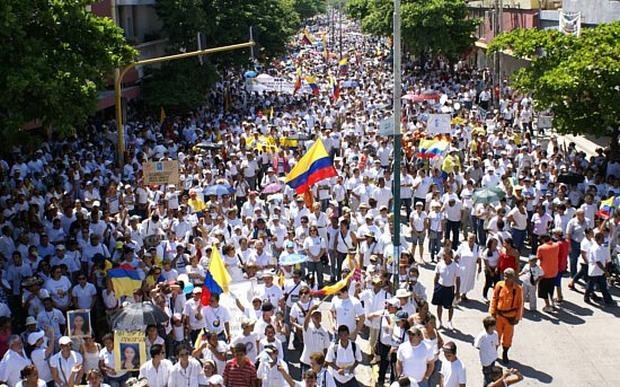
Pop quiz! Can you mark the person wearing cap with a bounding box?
[330,285,365,342]
[376,302,405,385]
[299,304,330,371]
[36,297,66,344]
[395,326,434,386]
[431,247,460,330]
[231,317,259,363]
[439,341,466,387]
[359,276,391,363]
[183,287,206,344]
[257,344,289,387]
[138,344,173,387]
[489,268,523,364]
[584,232,616,307]
[518,256,544,312]
[50,336,84,386]
[207,374,224,387]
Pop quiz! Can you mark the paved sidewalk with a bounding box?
[318,251,620,387]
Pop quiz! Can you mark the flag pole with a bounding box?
[392,0,402,291]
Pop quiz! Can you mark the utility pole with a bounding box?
[249,26,255,63]
[338,1,343,59]
[392,0,402,290]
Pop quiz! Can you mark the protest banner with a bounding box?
[427,114,452,135]
[114,331,147,372]
[142,160,180,186]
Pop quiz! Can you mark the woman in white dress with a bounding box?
[455,233,481,300]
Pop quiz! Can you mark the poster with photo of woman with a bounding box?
[67,309,92,338]
[114,331,147,372]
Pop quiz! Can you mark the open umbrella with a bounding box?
[204,184,234,197]
[279,253,308,266]
[557,173,585,185]
[403,90,441,102]
[473,187,506,204]
[244,70,257,78]
[262,183,283,194]
[111,302,169,330]
[194,142,222,150]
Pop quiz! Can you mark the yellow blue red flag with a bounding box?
[201,246,232,305]
[285,138,338,194]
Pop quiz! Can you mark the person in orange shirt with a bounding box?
[552,228,570,303]
[536,234,559,313]
[489,268,523,365]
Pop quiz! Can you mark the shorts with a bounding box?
[538,277,555,299]
[432,284,455,308]
[411,230,426,246]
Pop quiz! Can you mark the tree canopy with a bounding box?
[0,0,136,136]
[294,0,327,20]
[144,0,302,111]
[488,22,620,140]
[345,0,478,59]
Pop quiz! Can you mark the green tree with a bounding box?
[488,23,620,153]
[348,0,478,60]
[144,0,300,111]
[295,0,327,21]
[0,0,136,136]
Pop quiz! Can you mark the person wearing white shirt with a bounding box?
[0,336,32,387]
[431,252,460,330]
[139,344,172,387]
[71,275,97,309]
[584,233,615,305]
[330,287,365,340]
[506,200,528,251]
[300,306,330,368]
[474,316,499,386]
[396,326,435,385]
[168,347,205,387]
[439,341,466,387]
[325,325,362,386]
[202,294,232,341]
[359,277,391,360]
[257,345,289,387]
[50,336,83,387]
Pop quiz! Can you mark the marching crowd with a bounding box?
[0,12,619,387]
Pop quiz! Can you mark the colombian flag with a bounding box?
[330,76,340,101]
[285,138,338,194]
[311,267,361,297]
[305,76,320,96]
[338,58,348,75]
[293,68,302,94]
[108,267,142,299]
[596,196,616,219]
[201,246,232,305]
[417,139,450,159]
[301,27,314,45]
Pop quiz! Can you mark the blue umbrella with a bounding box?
[279,253,308,266]
[204,184,234,197]
[244,70,258,78]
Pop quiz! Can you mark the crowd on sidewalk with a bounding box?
[0,13,618,387]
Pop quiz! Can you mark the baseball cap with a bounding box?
[59,336,72,346]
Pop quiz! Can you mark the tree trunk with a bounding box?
[610,126,620,161]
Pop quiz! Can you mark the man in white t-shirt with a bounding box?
[325,325,362,386]
[396,326,434,386]
[330,287,365,340]
[439,341,466,387]
[584,233,615,305]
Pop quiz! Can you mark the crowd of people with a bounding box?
[0,11,619,387]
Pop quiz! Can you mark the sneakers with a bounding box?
[445,321,454,330]
[543,306,554,313]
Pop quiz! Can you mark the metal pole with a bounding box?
[249,26,255,62]
[339,2,343,59]
[111,0,124,164]
[115,41,255,162]
[392,0,402,290]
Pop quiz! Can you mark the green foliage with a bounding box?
[295,0,327,20]
[0,0,137,136]
[348,0,478,59]
[488,22,620,138]
[145,0,301,111]
[142,59,217,112]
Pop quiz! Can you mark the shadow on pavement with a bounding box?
[560,300,594,317]
[509,359,554,384]
[458,299,489,313]
[441,327,475,344]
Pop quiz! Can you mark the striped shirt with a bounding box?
[223,357,257,387]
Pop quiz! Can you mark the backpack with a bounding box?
[332,340,357,363]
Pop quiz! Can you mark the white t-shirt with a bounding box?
[507,207,528,230]
[330,296,364,332]
[440,358,467,387]
[397,340,434,382]
[473,330,499,367]
[435,260,460,287]
[325,340,362,384]
[588,243,610,277]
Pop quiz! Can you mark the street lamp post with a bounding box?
[392,0,402,290]
[114,41,255,163]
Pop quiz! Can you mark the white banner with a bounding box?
[222,280,257,334]
[559,11,581,36]
[427,114,452,135]
[537,114,553,129]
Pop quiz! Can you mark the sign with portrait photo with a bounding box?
[67,309,92,338]
[114,331,147,372]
